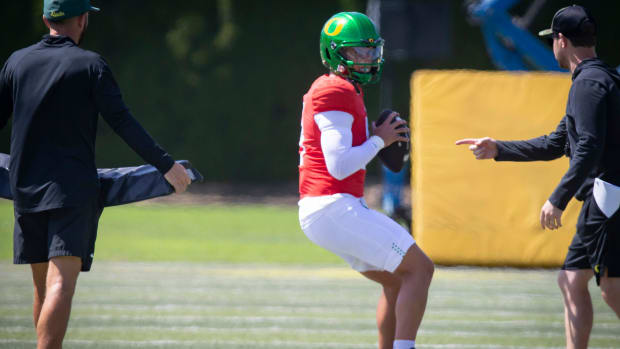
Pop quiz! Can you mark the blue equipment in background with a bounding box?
[468,0,564,72]
[381,164,407,216]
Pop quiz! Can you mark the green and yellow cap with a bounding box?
[44,0,100,21]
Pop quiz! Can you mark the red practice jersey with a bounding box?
[299,74,369,198]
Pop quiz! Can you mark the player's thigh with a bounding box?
[46,256,82,291]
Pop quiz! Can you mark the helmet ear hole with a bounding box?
[325,48,331,60]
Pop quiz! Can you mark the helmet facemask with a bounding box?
[335,42,384,85]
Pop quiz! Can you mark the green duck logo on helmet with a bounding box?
[320,12,384,85]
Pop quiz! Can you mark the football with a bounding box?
[375,109,410,172]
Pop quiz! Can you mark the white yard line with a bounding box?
[0,338,618,349]
[1,325,618,340]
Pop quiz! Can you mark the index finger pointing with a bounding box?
[455,139,478,145]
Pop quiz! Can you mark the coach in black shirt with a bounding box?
[0,0,190,347]
[456,5,620,349]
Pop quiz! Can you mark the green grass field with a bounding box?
[1,200,619,348]
[0,200,339,264]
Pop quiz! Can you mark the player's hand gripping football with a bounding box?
[164,163,191,193]
[455,137,498,159]
[371,112,409,147]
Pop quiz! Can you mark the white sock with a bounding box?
[393,339,415,349]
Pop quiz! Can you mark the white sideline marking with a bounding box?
[0,302,570,314]
[0,338,618,349]
[2,325,619,340]
[2,314,613,329]
[3,303,619,323]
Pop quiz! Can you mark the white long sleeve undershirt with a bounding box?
[314,111,384,181]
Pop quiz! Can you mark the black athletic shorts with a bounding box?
[562,195,620,285]
[13,201,101,272]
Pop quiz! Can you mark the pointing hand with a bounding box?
[455,137,498,160]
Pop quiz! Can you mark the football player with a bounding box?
[298,12,434,349]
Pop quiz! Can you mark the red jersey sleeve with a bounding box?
[311,83,359,116]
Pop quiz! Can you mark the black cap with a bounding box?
[538,5,596,39]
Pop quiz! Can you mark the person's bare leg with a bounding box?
[599,270,620,318]
[558,269,594,349]
[392,244,434,340]
[36,256,81,349]
[30,263,49,328]
[362,271,401,349]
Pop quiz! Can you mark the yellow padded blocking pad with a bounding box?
[411,70,580,267]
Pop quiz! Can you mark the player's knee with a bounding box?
[419,254,434,282]
[557,271,569,292]
[398,251,434,286]
[557,271,581,295]
[46,277,77,299]
[557,270,589,296]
